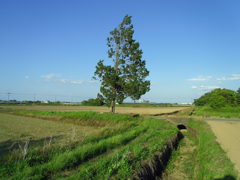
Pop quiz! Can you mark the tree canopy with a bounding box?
[81,94,105,106]
[194,88,240,109]
[94,15,150,113]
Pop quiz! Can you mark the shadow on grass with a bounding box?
[0,135,62,157]
[214,175,236,180]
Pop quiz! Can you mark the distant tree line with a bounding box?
[0,100,67,105]
[194,88,240,109]
[81,94,105,106]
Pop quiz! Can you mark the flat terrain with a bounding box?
[0,113,101,158]
[206,119,240,174]
[0,113,100,142]
[0,109,178,179]
[0,106,238,179]
[0,105,189,115]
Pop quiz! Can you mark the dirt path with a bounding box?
[206,119,240,173]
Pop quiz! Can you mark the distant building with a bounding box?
[42,100,49,104]
[179,102,192,105]
[136,99,150,103]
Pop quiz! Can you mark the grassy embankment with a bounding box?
[194,106,240,119]
[166,119,238,179]
[0,110,177,179]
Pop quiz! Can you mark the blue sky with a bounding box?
[0,0,240,103]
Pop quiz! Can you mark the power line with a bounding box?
[7,92,12,101]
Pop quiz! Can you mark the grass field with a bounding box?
[0,108,178,179]
[0,105,189,115]
[1,105,238,179]
[193,106,240,119]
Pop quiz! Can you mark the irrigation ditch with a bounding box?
[131,108,187,179]
[132,124,188,180]
[132,108,200,180]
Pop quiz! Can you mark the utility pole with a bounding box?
[7,92,11,102]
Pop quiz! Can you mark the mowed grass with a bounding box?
[0,110,178,179]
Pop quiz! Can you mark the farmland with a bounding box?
[0,105,189,115]
[0,106,179,179]
[0,105,238,179]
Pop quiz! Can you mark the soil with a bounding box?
[206,119,240,174]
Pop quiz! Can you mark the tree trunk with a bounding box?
[110,100,116,113]
[110,44,119,114]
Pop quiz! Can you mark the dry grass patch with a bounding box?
[0,113,101,157]
[0,105,189,115]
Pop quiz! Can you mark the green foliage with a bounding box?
[236,88,240,105]
[194,88,238,109]
[81,94,105,106]
[208,93,227,109]
[94,15,150,112]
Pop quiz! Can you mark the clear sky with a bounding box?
[0,0,240,103]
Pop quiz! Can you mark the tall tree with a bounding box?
[94,15,150,113]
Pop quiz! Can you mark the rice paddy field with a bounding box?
[0,106,179,179]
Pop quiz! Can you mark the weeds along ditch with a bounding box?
[0,110,178,179]
[165,119,238,179]
[187,120,238,179]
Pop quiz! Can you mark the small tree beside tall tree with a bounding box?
[94,15,150,113]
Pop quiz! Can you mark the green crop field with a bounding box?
[0,109,178,179]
